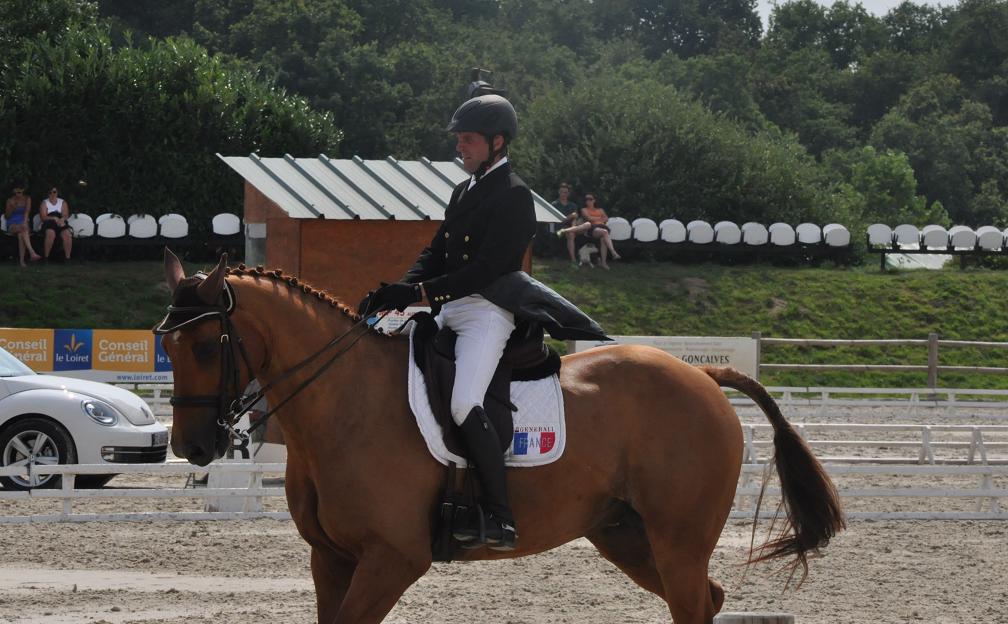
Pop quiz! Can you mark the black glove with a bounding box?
[376,281,422,312]
[356,289,379,317]
[358,282,421,316]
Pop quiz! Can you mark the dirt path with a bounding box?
[2,517,1007,623]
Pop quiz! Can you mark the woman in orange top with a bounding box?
[556,193,622,268]
[579,193,620,268]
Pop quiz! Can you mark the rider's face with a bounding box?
[455,132,491,174]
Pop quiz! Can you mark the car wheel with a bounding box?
[0,417,77,490]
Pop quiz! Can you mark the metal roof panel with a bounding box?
[220,154,561,223]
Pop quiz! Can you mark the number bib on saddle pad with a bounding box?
[407,326,566,468]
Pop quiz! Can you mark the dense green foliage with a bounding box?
[1,2,340,230]
[3,258,1008,390]
[1,0,1007,237]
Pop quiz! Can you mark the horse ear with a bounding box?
[196,254,229,305]
[164,248,185,293]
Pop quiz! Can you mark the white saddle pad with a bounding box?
[407,325,566,468]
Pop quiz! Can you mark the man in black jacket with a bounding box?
[359,93,532,550]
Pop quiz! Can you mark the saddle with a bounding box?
[409,311,561,457]
[408,311,561,562]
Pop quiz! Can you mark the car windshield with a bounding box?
[0,347,36,377]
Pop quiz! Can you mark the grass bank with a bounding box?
[1,258,1006,388]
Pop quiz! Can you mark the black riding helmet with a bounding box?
[446,94,518,140]
[447,94,518,179]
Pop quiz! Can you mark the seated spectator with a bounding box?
[40,186,72,260]
[552,182,585,268]
[557,192,621,269]
[4,181,41,266]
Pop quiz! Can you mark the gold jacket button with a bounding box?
[464,235,470,242]
[444,253,448,259]
[462,254,469,261]
[444,232,450,239]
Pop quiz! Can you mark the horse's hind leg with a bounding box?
[586,508,664,596]
[588,509,724,621]
[645,523,720,624]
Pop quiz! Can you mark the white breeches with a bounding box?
[435,295,516,425]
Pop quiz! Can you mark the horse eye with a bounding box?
[192,340,218,362]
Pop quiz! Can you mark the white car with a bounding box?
[0,346,168,490]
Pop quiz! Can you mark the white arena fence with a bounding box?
[1,458,1006,523]
[115,383,1008,422]
[6,382,991,524]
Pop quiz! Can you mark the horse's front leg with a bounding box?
[331,542,431,624]
[311,546,355,624]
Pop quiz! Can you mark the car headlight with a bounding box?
[82,399,120,426]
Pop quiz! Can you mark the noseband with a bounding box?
[154,274,384,449]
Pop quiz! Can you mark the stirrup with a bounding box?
[453,505,517,550]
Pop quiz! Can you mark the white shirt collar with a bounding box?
[467,156,508,190]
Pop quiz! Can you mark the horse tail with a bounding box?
[699,366,846,586]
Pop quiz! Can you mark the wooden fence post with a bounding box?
[927,332,939,388]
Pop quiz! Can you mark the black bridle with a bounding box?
[154,276,387,449]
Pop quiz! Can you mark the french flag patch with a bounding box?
[512,430,557,455]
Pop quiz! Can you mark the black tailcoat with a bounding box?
[402,162,536,307]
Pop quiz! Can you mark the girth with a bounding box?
[409,312,560,458]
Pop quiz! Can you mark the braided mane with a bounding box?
[226,263,396,338]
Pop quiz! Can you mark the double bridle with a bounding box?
[154,276,384,450]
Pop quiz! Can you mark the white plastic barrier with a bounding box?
[686,220,714,244]
[211,212,241,236]
[741,222,768,245]
[630,217,658,242]
[921,224,949,249]
[159,214,189,239]
[606,217,631,241]
[796,222,822,244]
[867,223,893,247]
[96,214,126,238]
[949,225,977,249]
[894,223,921,248]
[822,223,850,247]
[659,219,686,243]
[128,214,158,239]
[768,222,796,246]
[714,221,741,244]
[67,213,95,237]
[976,225,1004,251]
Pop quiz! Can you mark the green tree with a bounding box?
[871,74,1007,224]
[516,71,832,225]
[1,27,340,230]
[826,146,948,228]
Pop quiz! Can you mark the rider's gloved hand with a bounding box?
[356,288,379,317]
[376,282,422,312]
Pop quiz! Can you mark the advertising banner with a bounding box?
[572,335,759,379]
[0,328,173,383]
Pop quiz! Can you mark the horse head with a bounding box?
[156,249,262,466]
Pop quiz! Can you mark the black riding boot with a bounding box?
[452,406,517,550]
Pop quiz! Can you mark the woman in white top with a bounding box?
[40,187,72,260]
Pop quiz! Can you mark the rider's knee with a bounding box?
[450,399,481,426]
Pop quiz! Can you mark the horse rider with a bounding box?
[358,93,532,550]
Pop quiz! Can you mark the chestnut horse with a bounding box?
[158,252,844,624]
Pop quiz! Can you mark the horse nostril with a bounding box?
[188,445,213,467]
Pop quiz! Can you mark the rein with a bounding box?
[156,276,389,447]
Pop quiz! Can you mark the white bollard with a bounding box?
[714,613,795,624]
